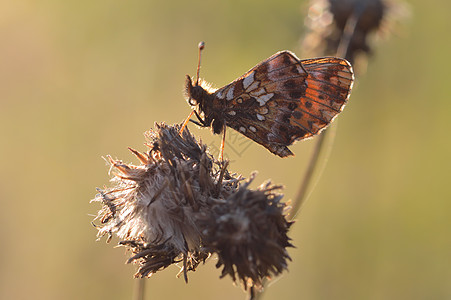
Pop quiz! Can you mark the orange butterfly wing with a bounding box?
[213,51,354,157]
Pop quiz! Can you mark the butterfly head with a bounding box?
[185,74,216,105]
[185,75,203,107]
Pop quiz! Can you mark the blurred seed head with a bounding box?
[302,0,410,71]
[92,123,293,289]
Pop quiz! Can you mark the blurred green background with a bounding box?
[1,0,450,299]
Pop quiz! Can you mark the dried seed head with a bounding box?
[92,123,293,289]
[302,0,410,70]
[198,175,293,290]
[93,123,240,278]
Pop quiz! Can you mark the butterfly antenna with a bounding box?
[195,41,205,86]
[180,42,204,135]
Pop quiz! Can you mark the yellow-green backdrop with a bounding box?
[1,0,450,299]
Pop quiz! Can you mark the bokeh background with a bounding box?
[1,0,450,299]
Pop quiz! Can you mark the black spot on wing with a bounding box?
[292,111,303,119]
[288,102,297,111]
[283,54,293,66]
[289,90,304,99]
[284,79,297,89]
[282,114,291,124]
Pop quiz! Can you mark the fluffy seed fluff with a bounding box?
[92,123,293,290]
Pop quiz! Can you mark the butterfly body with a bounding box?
[185,50,354,157]
[185,78,225,135]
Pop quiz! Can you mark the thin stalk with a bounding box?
[290,128,328,216]
[253,3,365,300]
[133,278,146,300]
[290,1,364,218]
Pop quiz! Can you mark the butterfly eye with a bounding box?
[188,97,197,106]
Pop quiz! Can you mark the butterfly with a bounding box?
[184,42,354,158]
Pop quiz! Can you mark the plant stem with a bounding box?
[290,128,328,217]
[290,2,363,218]
[253,3,365,299]
[133,278,146,300]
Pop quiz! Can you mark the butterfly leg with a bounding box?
[187,109,210,127]
[179,110,195,134]
[188,119,204,127]
[193,110,208,126]
[219,124,226,161]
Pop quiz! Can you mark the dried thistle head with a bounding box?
[92,123,293,290]
[198,175,293,290]
[302,0,410,70]
[93,123,233,279]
